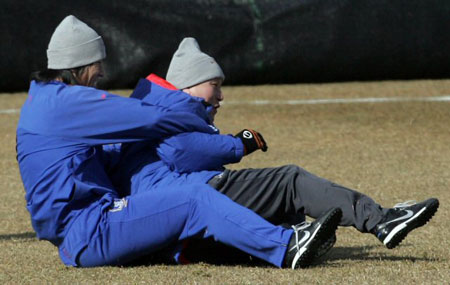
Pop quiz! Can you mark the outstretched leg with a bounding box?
[209,165,385,232]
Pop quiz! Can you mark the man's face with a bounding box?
[77,61,104,87]
[183,78,224,121]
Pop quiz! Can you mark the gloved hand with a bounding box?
[234,129,268,155]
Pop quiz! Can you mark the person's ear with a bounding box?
[182,88,192,95]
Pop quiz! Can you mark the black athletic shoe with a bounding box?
[284,208,342,269]
[373,198,439,249]
[281,226,337,261]
[314,233,337,260]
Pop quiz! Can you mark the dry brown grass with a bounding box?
[1,79,449,284]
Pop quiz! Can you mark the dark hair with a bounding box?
[30,65,90,85]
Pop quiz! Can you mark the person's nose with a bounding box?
[217,90,224,102]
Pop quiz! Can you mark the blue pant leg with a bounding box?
[182,184,293,266]
[78,184,292,267]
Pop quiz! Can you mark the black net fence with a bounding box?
[1,0,449,91]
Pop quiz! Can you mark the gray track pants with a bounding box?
[208,165,386,233]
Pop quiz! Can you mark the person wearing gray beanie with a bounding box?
[47,15,106,70]
[31,15,106,87]
[165,37,226,122]
[124,36,440,265]
[166,37,224,90]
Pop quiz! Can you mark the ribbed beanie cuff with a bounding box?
[47,37,105,69]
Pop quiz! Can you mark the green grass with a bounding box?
[1,79,449,284]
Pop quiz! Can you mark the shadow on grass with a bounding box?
[125,240,270,268]
[127,242,442,269]
[315,245,442,265]
[0,232,36,241]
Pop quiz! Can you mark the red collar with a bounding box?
[146,73,177,90]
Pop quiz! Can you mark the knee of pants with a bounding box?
[284,164,301,172]
[281,164,305,179]
[286,164,321,180]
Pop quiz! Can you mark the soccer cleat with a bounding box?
[373,198,439,249]
[284,208,342,269]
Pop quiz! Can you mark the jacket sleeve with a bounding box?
[21,83,216,145]
[156,132,245,173]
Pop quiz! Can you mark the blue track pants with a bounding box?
[71,184,292,267]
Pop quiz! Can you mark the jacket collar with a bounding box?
[146,73,177,90]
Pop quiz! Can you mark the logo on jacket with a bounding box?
[109,198,128,212]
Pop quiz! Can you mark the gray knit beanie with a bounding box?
[47,15,106,69]
[166,37,225,89]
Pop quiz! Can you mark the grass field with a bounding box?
[1,79,449,284]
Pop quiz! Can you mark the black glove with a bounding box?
[234,129,268,155]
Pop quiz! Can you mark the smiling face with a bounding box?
[182,78,224,121]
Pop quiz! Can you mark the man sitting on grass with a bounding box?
[112,37,439,264]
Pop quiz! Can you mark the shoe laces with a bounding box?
[290,221,312,252]
[393,200,417,209]
[292,221,311,231]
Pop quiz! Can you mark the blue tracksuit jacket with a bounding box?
[16,80,214,251]
[113,78,245,195]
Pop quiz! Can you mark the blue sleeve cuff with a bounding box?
[232,136,245,161]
